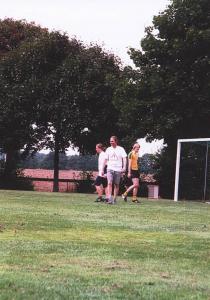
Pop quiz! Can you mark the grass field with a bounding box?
[0,190,210,300]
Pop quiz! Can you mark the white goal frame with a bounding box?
[174,138,210,201]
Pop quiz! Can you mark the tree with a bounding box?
[70,45,124,153]
[0,18,47,57]
[0,19,124,192]
[39,44,123,191]
[140,153,156,174]
[115,0,210,197]
[130,0,210,141]
[0,19,48,177]
[0,19,70,179]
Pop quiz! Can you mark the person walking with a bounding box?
[102,136,127,204]
[122,143,141,203]
[94,143,108,202]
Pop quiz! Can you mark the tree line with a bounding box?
[1,0,210,198]
[19,152,156,174]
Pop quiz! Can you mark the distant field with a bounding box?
[0,190,210,300]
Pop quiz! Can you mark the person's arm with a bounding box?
[122,157,127,173]
[101,149,108,176]
[98,155,104,176]
[101,158,107,176]
[121,146,128,173]
[128,158,132,177]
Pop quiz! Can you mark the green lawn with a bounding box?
[0,190,210,300]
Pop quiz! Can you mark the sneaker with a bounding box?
[107,201,114,205]
[106,197,114,204]
[132,199,140,204]
[122,193,127,202]
[95,197,102,202]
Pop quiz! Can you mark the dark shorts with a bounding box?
[95,176,107,188]
[131,170,140,179]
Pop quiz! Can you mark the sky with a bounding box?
[0,0,169,155]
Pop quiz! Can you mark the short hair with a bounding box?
[110,136,118,144]
[96,143,105,151]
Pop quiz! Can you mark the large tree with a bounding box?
[0,19,70,178]
[130,0,210,142]
[0,19,123,192]
[115,0,210,197]
[0,18,47,57]
[40,44,123,191]
[0,19,48,176]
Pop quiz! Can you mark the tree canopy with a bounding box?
[0,19,50,175]
[0,18,123,190]
[118,0,210,145]
[114,0,210,197]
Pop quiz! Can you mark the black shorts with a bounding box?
[131,170,140,179]
[95,176,107,188]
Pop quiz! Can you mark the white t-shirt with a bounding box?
[105,146,127,172]
[98,151,106,176]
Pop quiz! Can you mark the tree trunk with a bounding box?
[53,134,60,192]
[3,149,18,179]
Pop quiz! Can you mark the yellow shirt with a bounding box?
[128,151,139,171]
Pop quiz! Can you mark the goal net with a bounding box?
[174,138,210,201]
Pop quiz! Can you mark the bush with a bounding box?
[0,169,34,191]
[138,182,148,197]
[77,171,95,193]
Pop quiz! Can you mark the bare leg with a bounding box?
[123,178,139,202]
[132,178,139,196]
[107,182,113,199]
[95,185,103,198]
[132,178,139,201]
[105,186,109,199]
[113,184,119,201]
[124,183,135,195]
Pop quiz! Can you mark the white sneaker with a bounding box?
[107,197,114,204]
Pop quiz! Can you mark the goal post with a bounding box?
[174,138,210,201]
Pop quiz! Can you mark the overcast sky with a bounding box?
[0,0,169,154]
[1,0,170,65]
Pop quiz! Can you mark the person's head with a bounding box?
[110,136,118,148]
[96,143,105,154]
[132,143,140,153]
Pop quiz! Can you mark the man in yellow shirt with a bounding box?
[122,143,140,203]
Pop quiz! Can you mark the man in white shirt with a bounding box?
[102,136,127,204]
